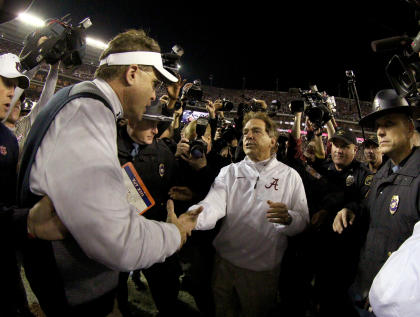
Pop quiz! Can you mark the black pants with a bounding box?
[117,254,182,316]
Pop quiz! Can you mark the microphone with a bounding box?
[371,36,411,53]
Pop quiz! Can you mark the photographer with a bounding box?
[278,104,331,317]
[174,117,222,315]
[205,99,239,168]
[145,77,186,151]
[213,123,238,168]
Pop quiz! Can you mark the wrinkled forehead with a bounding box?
[244,118,267,131]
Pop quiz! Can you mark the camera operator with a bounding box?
[8,61,59,155]
[2,32,60,153]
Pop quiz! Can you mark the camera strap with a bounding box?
[17,81,114,207]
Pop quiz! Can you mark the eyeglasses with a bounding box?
[141,69,164,91]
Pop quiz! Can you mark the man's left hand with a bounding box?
[266,200,292,225]
[28,196,68,240]
[168,186,194,201]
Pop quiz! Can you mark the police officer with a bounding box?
[362,135,385,174]
[333,89,420,316]
[315,128,372,317]
[116,103,184,316]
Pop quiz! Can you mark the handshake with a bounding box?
[28,196,203,250]
[166,199,203,249]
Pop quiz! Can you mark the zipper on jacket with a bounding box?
[254,176,259,189]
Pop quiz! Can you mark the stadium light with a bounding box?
[86,37,108,50]
[17,12,45,27]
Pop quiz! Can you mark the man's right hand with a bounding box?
[332,208,356,234]
[166,199,203,249]
[310,209,328,231]
[27,196,68,240]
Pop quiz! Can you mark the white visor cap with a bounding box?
[0,53,30,89]
[99,51,178,83]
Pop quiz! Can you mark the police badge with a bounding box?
[389,195,399,215]
[364,174,373,186]
[346,174,354,186]
[159,163,165,177]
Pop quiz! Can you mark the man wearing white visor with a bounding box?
[18,29,201,316]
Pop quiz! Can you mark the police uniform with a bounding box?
[117,127,180,222]
[320,159,372,216]
[116,109,183,316]
[354,147,420,297]
[361,134,388,174]
[314,129,372,317]
[351,89,419,314]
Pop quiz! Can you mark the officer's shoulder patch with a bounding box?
[364,174,373,186]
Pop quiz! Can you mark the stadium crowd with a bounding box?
[0,8,419,317]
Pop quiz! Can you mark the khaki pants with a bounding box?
[212,254,280,317]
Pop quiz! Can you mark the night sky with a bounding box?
[26,0,420,101]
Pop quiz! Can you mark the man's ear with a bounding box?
[271,136,277,148]
[408,119,415,136]
[124,64,138,86]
